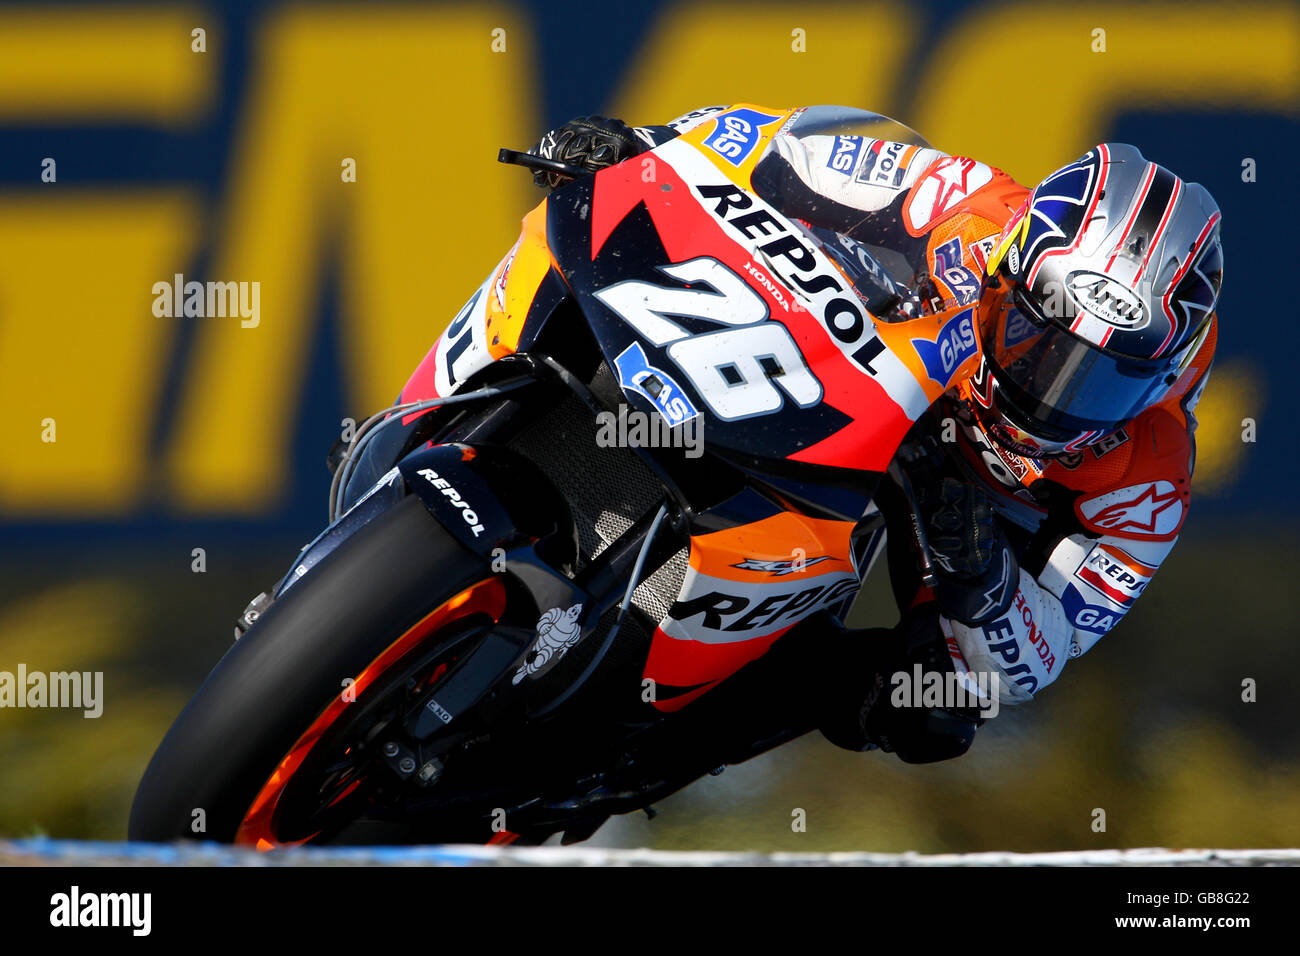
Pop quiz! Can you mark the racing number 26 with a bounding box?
[594,257,822,421]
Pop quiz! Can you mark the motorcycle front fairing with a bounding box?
[371,105,990,710]
[530,107,989,706]
[543,107,981,502]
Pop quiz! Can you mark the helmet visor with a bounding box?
[983,284,1180,438]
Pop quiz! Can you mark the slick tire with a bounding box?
[128,494,491,845]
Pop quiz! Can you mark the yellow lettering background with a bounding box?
[0,2,1290,516]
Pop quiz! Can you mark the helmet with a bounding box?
[972,143,1223,458]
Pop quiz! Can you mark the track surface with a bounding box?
[2,840,1298,866]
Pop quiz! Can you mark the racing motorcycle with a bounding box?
[129,105,985,848]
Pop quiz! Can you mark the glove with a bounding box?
[818,605,982,764]
[529,115,644,190]
[920,476,999,577]
[915,475,1018,625]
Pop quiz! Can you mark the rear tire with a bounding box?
[128,494,495,844]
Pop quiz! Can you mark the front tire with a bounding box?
[128,494,499,845]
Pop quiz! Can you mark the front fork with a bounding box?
[392,440,684,753]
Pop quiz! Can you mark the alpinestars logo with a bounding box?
[905,156,993,233]
[966,550,1013,621]
[732,556,833,576]
[1079,481,1184,537]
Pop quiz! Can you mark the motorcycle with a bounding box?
[129,105,986,848]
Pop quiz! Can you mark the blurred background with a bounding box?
[1,0,1297,850]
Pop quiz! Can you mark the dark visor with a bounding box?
[987,299,1179,437]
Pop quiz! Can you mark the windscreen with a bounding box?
[750,107,941,320]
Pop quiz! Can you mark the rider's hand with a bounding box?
[528,115,644,190]
[818,604,982,763]
[920,476,1000,578]
[916,476,1019,625]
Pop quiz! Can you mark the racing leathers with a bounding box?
[530,107,1218,760]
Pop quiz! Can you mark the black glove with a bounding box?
[915,475,1018,625]
[818,605,982,764]
[528,115,644,190]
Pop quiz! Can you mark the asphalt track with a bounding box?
[2,840,1298,866]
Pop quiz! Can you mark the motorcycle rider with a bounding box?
[528,108,1223,763]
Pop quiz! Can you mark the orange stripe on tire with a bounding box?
[235,577,507,850]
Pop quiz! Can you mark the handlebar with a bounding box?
[497,148,588,181]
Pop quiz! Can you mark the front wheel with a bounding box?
[128,494,506,847]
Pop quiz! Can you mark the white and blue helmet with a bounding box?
[976,143,1223,457]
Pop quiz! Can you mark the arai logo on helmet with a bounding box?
[1066,271,1149,329]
